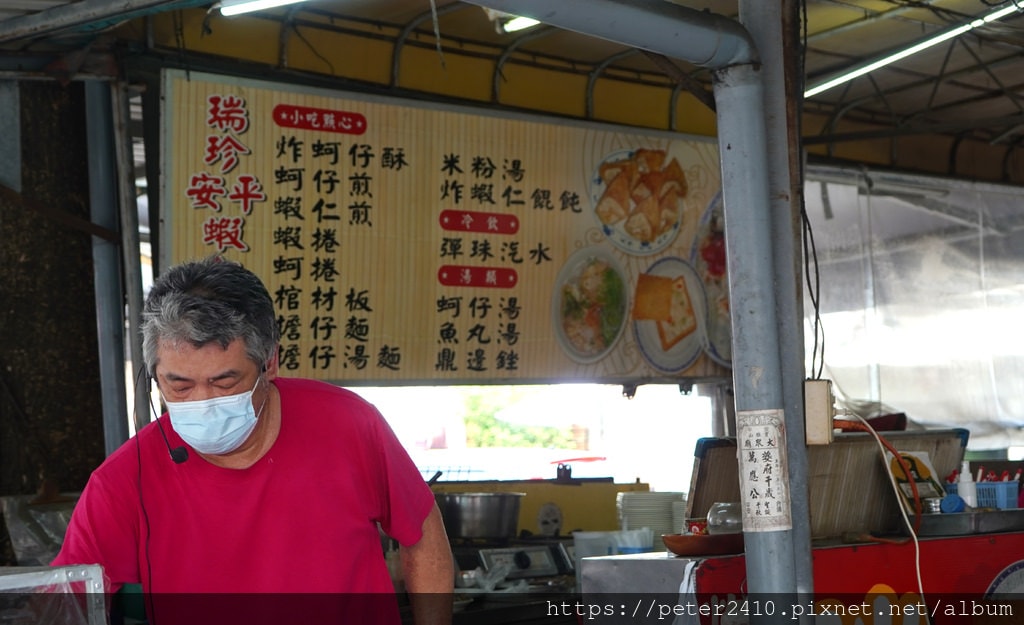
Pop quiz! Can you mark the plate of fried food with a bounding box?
[592,148,688,256]
[631,256,707,373]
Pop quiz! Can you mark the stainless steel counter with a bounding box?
[579,552,701,595]
[916,509,1024,536]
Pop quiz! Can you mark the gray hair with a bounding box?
[141,256,279,377]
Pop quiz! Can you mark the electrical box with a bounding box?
[804,379,835,445]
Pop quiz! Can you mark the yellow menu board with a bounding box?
[162,70,730,385]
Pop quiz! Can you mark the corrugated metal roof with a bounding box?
[0,0,1023,164]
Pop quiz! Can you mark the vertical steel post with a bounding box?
[739,0,815,607]
[712,63,799,611]
[84,79,129,456]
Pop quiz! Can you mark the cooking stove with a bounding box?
[444,535,578,623]
[450,536,575,581]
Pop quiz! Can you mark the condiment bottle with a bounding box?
[958,460,978,508]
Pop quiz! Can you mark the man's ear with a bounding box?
[264,345,281,380]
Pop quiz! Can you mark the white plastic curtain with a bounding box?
[803,165,1024,450]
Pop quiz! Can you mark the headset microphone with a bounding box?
[145,374,189,464]
[156,415,189,464]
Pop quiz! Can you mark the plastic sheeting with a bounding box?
[803,165,1024,450]
[0,493,77,566]
[0,565,106,625]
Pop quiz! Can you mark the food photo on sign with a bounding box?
[550,142,731,378]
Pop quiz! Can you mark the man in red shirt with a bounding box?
[53,256,453,624]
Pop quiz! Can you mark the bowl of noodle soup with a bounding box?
[552,246,629,364]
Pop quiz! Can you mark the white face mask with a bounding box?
[166,374,266,455]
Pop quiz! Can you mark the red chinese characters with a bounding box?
[437,265,518,288]
[438,209,519,234]
[272,104,367,135]
[202,216,248,253]
[186,173,227,211]
[228,175,266,216]
[205,134,250,174]
[207,95,250,134]
[184,94,266,252]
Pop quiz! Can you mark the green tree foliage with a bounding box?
[460,386,577,449]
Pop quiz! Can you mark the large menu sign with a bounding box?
[162,70,731,384]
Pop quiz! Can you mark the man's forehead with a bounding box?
[155,338,251,378]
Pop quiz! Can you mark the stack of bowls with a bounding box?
[616,491,687,546]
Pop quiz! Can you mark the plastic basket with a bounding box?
[946,481,1019,509]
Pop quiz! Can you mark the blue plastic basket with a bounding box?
[946,481,1019,509]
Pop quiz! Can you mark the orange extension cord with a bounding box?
[839,419,924,542]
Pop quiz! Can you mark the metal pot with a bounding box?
[435,492,526,539]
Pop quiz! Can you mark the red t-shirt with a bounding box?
[53,378,434,621]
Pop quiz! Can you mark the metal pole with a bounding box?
[0,81,18,191]
[739,0,815,605]
[0,0,197,43]
[84,80,129,456]
[712,61,799,611]
[461,0,755,68]
[111,80,149,432]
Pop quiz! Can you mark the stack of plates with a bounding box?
[616,492,687,545]
[671,500,689,535]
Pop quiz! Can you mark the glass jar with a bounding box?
[706,502,743,535]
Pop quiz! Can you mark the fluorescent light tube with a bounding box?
[482,8,541,34]
[219,0,307,17]
[804,3,1021,99]
[502,16,540,33]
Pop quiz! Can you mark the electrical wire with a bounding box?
[135,430,157,625]
[428,0,447,71]
[885,0,971,24]
[288,18,336,75]
[798,0,826,381]
[130,366,159,625]
[837,413,931,625]
[801,201,825,380]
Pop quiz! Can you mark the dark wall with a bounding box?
[0,81,106,564]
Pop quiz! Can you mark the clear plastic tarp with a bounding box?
[0,493,77,566]
[0,565,106,625]
[803,164,1024,449]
